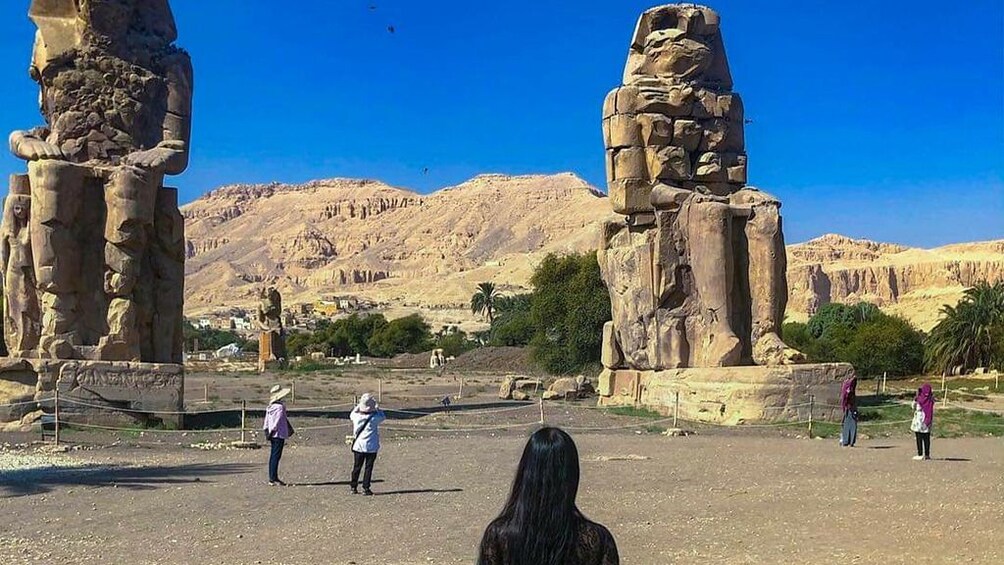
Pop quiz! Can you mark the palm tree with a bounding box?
[925,281,1004,374]
[470,282,499,324]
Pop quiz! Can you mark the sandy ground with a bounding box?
[2,427,1002,565]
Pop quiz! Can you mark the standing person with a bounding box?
[840,375,858,447]
[911,384,935,460]
[263,385,294,486]
[350,393,386,495]
[477,427,619,565]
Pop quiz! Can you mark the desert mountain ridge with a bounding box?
[182,173,1004,332]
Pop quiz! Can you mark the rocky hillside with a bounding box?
[183,175,1003,332]
[183,173,611,328]
[787,235,1004,330]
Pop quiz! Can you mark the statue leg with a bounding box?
[735,189,804,365]
[99,165,160,361]
[28,160,84,358]
[685,199,742,367]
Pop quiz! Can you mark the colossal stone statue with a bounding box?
[4,0,190,363]
[598,4,802,370]
[258,286,286,370]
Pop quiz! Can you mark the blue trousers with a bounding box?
[268,438,285,482]
[840,410,857,446]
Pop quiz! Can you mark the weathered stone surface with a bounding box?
[2,175,40,356]
[512,390,530,401]
[257,287,286,371]
[608,178,653,215]
[598,363,853,424]
[498,375,516,400]
[1,358,184,427]
[5,0,191,364]
[599,4,800,375]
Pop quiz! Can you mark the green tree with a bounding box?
[806,302,880,338]
[781,321,813,353]
[843,314,925,376]
[470,281,500,323]
[528,252,611,374]
[489,294,534,347]
[435,331,476,358]
[926,281,1004,374]
[367,314,432,357]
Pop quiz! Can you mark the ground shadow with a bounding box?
[291,479,386,487]
[0,462,255,498]
[938,457,972,462]
[373,488,463,496]
[867,446,898,450]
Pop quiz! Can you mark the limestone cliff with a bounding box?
[787,235,1004,330]
[183,176,1003,332]
[183,173,610,326]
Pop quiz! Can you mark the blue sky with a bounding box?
[0,0,1001,247]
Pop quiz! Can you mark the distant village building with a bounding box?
[315,294,360,317]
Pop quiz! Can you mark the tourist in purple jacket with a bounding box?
[263,385,294,485]
[839,376,858,447]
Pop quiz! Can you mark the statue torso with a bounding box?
[40,46,170,166]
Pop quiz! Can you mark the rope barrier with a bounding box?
[58,421,245,434]
[0,399,39,408]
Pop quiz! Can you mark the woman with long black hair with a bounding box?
[477,427,619,565]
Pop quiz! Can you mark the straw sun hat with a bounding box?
[269,385,291,404]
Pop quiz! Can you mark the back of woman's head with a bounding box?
[493,427,583,564]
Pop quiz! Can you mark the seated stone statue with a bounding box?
[598,4,802,370]
[7,0,191,361]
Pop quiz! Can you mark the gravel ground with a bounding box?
[1,427,1001,564]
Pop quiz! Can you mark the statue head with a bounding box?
[4,176,31,230]
[624,4,732,88]
[28,0,177,76]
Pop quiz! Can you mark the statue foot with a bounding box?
[753,332,805,366]
[39,335,78,360]
[97,336,141,362]
[702,331,743,367]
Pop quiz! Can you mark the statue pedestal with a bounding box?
[598,363,854,425]
[0,358,184,429]
[258,331,286,372]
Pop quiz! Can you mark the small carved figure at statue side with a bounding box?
[1,176,41,355]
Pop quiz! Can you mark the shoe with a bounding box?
[912,455,924,460]
[924,456,931,460]
[362,489,374,496]
[351,487,359,495]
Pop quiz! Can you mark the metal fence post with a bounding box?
[241,400,247,444]
[539,397,544,425]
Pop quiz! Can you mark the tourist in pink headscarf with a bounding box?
[839,376,858,447]
[911,384,935,460]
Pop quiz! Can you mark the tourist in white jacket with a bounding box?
[349,393,386,495]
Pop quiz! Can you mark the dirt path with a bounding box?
[2,432,1001,564]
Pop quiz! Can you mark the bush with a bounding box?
[789,306,926,376]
